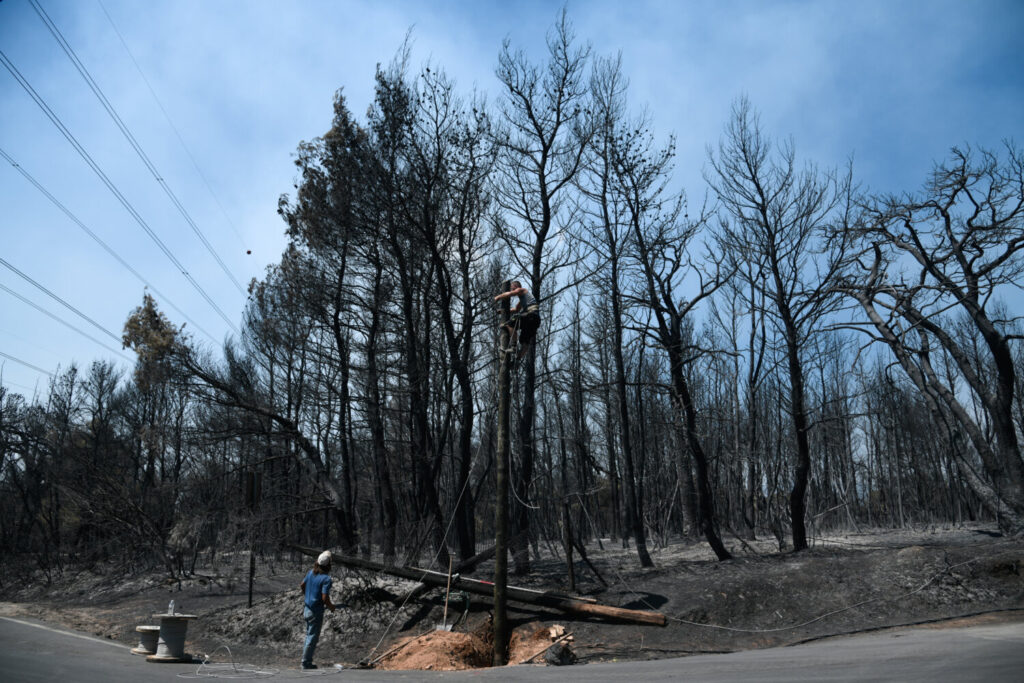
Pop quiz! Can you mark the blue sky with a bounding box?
[1,0,1021,395]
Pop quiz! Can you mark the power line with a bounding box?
[0,326,64,360]
[0,47,240,335]
[0,283,131,361]
[0,350,54,377]
[0,377,45,394]
[96,0,249,251]
[0,255,123,345]
[30,0,247,296]
[0,145,218,344]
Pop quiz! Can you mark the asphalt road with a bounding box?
[2,615,1022,681]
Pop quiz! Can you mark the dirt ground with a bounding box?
[2,523,1023,672]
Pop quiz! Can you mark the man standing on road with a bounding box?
[300,550,337,670]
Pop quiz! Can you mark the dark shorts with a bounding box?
[515,311,541,344]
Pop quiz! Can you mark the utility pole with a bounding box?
[493,280,511,666]
[245,470,260,608]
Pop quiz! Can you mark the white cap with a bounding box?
[317,550,332,567]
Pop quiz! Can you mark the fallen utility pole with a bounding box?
[289,544,666,627]
[403,543,498,603]
[400,532,532,602]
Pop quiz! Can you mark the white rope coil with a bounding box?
[176,645,278,679]
[175,644,344,679]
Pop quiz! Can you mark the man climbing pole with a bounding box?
[494,280,540,359]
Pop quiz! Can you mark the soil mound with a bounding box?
[374,623,574,670]
[374,630,491,671]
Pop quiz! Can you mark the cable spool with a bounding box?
[131,624,159,655]
[146,613,197,663]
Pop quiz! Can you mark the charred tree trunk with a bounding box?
[670,356,733,560]
[781,315,812,551]
[609,260,653,567]
[365,266,398,563]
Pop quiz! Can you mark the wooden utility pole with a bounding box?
[493,280,512,666]
[245,470,260,608]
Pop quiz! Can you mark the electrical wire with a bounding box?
[362,313,536,663]
[0,349,54,376]
[0,378,43,394]
[0,256,121,344]
[0,282,130,360]
[0,48,239,335]
[574,502,1022,636]
[659,547,1024,634]
[364,305,544,664]
[96,0,249,251]
[506,313,540,511]
[30,0,247,296]
[363,369,502,664]
[0,326,67,364]
[0,145,218,344]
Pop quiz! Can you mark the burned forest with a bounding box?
[2,11,1024,672]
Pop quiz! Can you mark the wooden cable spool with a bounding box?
[130,624,160,656]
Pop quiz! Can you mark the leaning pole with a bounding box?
[493,280,512,666]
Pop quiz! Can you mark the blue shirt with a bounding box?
[303,570,332,610]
